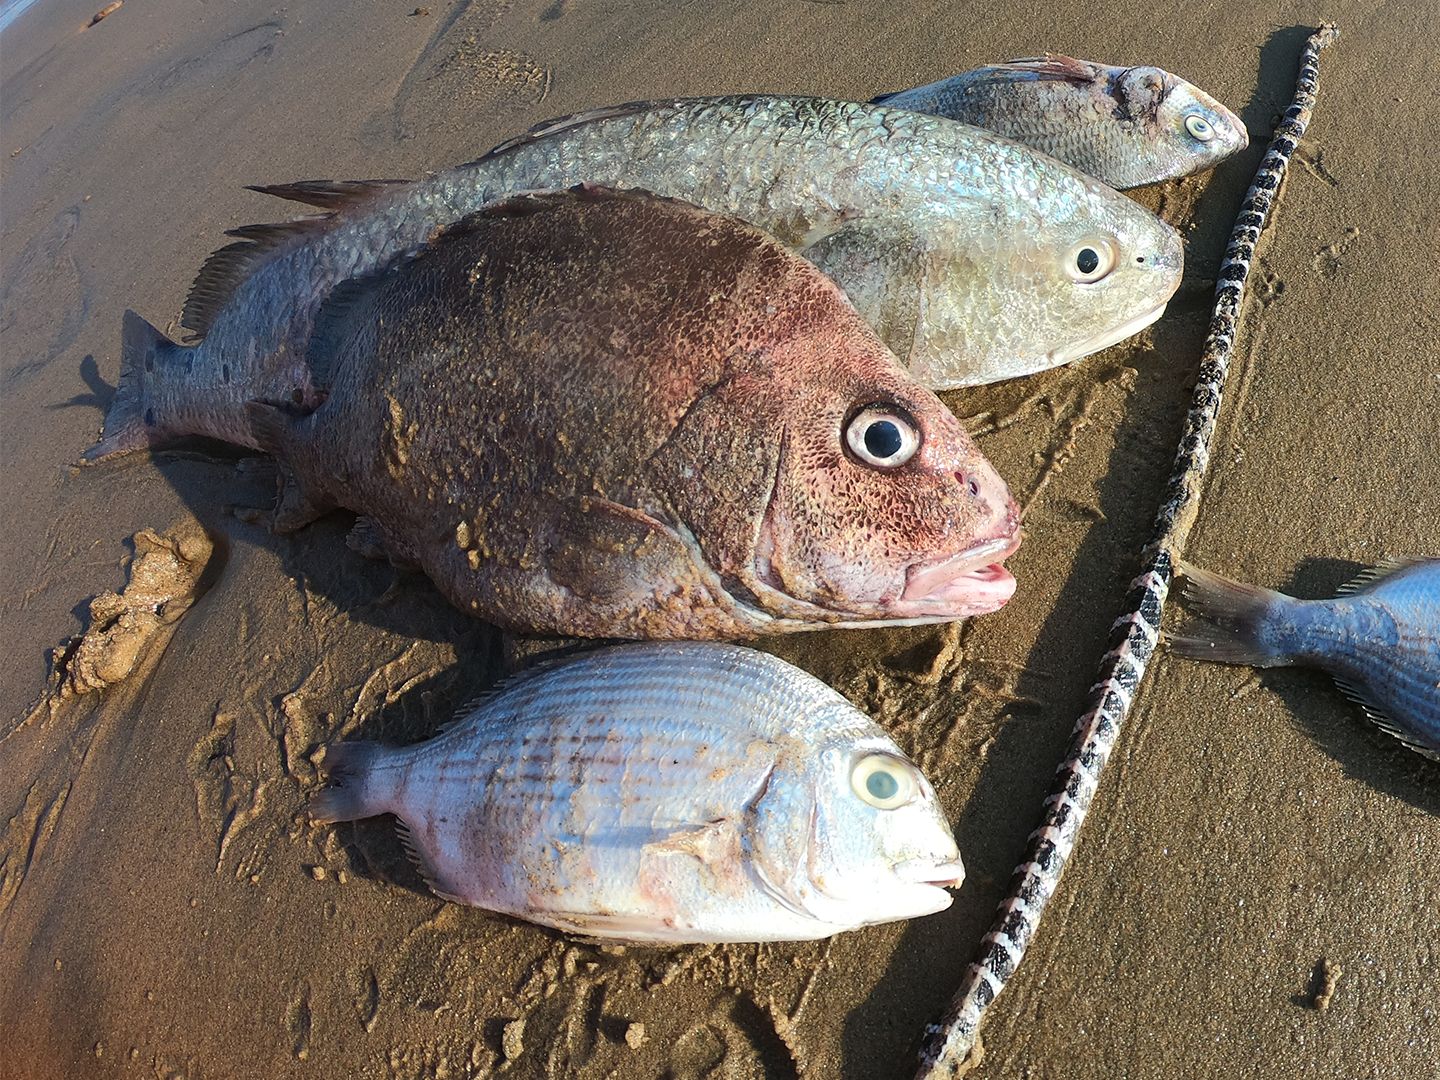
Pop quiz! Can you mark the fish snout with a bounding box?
[957,454,1020,537]
[1147,218,1186,277]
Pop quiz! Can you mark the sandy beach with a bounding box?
[2,1,1437,1077]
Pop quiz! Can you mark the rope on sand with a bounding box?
[914,24,1341,1078]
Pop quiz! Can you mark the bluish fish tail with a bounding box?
[82,310,183,463]
[1167,561,1294,667]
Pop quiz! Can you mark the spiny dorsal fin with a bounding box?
[303,269,396,395]
[472,99,679,163]
[441,650,598,733]
[182,214,333,338]
[246,178,410,212]
[1331,677,1440,762]
[1336,557,1435,595]
[991,54,1105,85]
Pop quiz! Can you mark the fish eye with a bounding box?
[1067,239,1116,284]
[845,405,920,469]
[850,753,919,810]
[1184,113,1216,142]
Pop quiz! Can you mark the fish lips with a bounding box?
[894,857,965,890]
[894,534,1023,617]
[889,857,965,916]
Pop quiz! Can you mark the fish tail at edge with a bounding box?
[81,310,185,463]
[309,741,394,823]
[1167,560,1293,666]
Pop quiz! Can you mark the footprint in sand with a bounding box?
[1313,225,1360,277]
[1,205,90,386]
[389,1,550,139]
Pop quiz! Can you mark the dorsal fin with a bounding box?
[246,178,411,212]
[1336,557,1435,595]
[441,651,596,732]
[990,54,1104,85]
[472,99,676,163]
[182,214,333,338]
[302,269,395,395]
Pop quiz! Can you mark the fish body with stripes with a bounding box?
[311,643,966,944]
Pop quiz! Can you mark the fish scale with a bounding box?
[312,642,964,943]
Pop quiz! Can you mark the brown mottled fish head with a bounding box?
[1114,64,1249,175]
[647,229,1020,629]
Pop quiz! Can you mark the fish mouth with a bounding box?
[892,533,1022,617]
[1048,300,1168,366]
[893,857,965,890]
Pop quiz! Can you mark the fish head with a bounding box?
[748,725,962,927]
[749,324,1021,624]
[910,165,1185,387]
[1121,66,1248,179]
[646,280,1021,627]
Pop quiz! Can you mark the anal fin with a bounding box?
[1332,677,1440,762]
[395,819,466,904]
[244,401,329,532]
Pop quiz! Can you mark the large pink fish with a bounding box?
[109,187,1020,639]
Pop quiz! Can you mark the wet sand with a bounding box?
[1,2,1436,1078]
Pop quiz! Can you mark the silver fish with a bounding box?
[1169,559,1440,759]
[875,55,1248,189]
[310,642,964,943]
[88,95,1183,463]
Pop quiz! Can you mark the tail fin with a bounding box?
[309,741,395,823]
[1166,561,1294,667]
[82,311,176,463]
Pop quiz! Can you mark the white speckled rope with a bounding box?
[915,25,1340,1078]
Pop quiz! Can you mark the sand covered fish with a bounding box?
[875,55,1248,189]
[86,96,1182,454]
[1170,559,1440,759]
[311,642,965,943]
[168,187,1022,639]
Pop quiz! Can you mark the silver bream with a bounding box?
[311,643,964,943]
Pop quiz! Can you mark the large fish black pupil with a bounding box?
[865,420,903,459]
[867,770,900,801]
[1077,248,1100,275]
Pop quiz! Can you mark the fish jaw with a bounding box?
[1047,299,1168,366]
[894,856,966,889]
[887,856,965,917]
[892,533,1022,618]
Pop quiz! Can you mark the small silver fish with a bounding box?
[875,55,1248,189]
[1169,559,1440,759]
[310,643,965,943]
